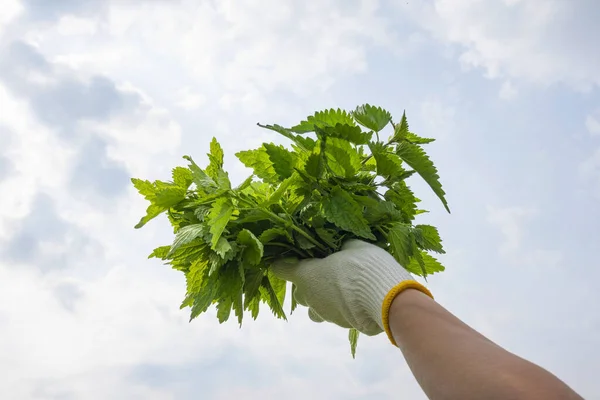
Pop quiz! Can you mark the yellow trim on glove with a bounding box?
[382,280,434,346]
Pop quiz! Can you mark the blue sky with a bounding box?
[0,0,599,398]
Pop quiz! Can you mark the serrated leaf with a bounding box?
[134,204,166,229]
[257,123,316,152]
[406,252,445,276]
[172,167,193,189]
[183,155,217,190]
[414,225,445,254]
[207,197,234,249]
[263,143,297,180]
[303,152,325,180]
[259,227,291,244]
[384,182,419,223]
[349,328,360,359]
[315,227,338,248]
[324,137,361,178]
[396,142,449,212]
[323,186,375,240]
[387,223,415,268]
[321,124,373,145]
[237,229,264,266]
[364,201,403,225]
[352,104,392,133]
[206,137,224,180]
[214,236,233,258]
[236,147,279,183]
[268,270,287,311]
[148,245,170,260]
[262,174,299,207]
[260,276,287,320]
[154,186,186,207]
[392,111,409,142]
[291,108,356,133]
[131,178,157,201]
[406,132,435,144]
[369,142,405,178]
[168,224,206,257]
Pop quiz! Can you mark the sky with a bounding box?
[0,0,599,399]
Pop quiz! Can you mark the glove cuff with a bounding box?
[381,280,434,346]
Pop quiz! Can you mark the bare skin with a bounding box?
[389,289,583,400]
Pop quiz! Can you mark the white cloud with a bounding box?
[404,0,600,90]
[585,110,600,136]
[175,87,206,111]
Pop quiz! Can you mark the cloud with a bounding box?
[586,109,600,136]
[404,0,600,90]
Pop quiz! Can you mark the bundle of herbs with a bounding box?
[132,105,449,357]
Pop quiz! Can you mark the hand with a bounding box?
[271,239,432,338]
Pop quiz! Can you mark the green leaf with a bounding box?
[134,204,166,229]
[406,132,435,144]
[414,225,445,254]
[321,124,373,145]
[262,174,299,207]
[257,123,316,152]
[148,245,170,260]
[207,197,234,249]
[352,104,392,132]
[325,137,361,178]
[168,224,206,256]
[291,108,356,133]
[392,111,409,142]
[323,186,375,240]
[183,156,216,190]
[132,178,157,201]
[214,237,233,258]
[406,252,445,276]
[260,276,287,320]
[154,186,186,207]
[349,328,360,359]
[396,142,449,213]
[303,152,325,180]
[263,143,297,180]
[172,167,193,189]
[236,147,279,183]
[387,223,415,268]
[384,182,419,223]
[259,228,291,244]
[206,137,224,180]
[369,142,405,178]
[237,229,264,266]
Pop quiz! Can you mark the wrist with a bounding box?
[381,281,434,346]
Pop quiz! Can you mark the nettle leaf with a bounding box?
[237,229,264,266]
[183,155,217,191]
[257,123,316,152]
[385,182,419,223]
[132,178,157,201]
[392,111,409,142]
[406,132,435,144]
[206,137,224,180]
[396,142,450,213]
[352,104,392,132]
[168,224,206,257]
[349,328,360,359]
[172,167,193,189]
[325,137,361,178]
[322,124,373,145]
[236,147,279,183]
[260,275,287,320]
[264,143,297,180]
[148,245,171,260]
[369,142,405,179]
[291,108,356,133]
[387,223,415,268]
[405,251,445,276]
[207,197,235,249]
[134,204,166,229]
[414,224,445,254]
[323,186,375,240]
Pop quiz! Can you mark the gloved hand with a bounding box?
[271,239,433,344]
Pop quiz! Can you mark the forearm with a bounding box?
[389,289,582,400]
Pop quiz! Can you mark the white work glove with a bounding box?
[271,239,433,342]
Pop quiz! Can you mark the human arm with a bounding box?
[271,240,583,400]
[389,289,583,400]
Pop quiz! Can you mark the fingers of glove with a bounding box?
[308,308,325,323]
[292,286,310,307]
